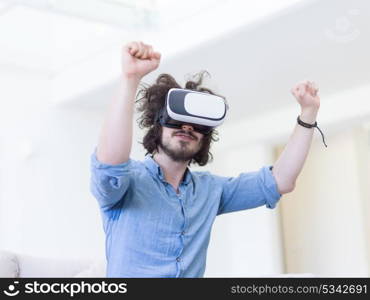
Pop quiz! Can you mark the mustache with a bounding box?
[173,130,197,141]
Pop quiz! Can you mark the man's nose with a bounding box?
[181,124,194,131]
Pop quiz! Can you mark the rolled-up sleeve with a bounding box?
[90,149,137,211]
[217,165,282,216]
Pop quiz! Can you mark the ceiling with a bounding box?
[0,0,298,76]
[1,0,369,125]
[147,0,370,122]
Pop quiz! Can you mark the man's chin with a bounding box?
[171,151,196,162]
[163,147,197,162]
[159,140,201,162]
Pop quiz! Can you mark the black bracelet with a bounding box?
[297,115,328,148]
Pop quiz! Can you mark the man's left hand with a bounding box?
[291,80,320,111]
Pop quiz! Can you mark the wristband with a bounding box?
[297,115,328,147]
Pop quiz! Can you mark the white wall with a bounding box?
[205,142,285,276]
[0,68,105,260]
[0,67,50,256]
[354,125,370,274]
[279,126,369,277]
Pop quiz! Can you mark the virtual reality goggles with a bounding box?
[156,88,228,134]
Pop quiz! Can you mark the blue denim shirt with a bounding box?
[90,150,282,277]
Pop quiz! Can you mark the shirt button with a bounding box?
[176,257,181,262]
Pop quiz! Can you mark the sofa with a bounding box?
[0,250,106,277]
[0,249,315,278]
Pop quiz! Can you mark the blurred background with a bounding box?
[0,0,369,277]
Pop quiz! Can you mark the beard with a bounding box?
[159,135,201,163]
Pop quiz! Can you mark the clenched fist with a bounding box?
[122,41,161,79]
[291,80,320,110]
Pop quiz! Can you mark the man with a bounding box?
[90,41,322,277]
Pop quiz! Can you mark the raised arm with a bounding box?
[271,80,321,194]
[96,41,161,165]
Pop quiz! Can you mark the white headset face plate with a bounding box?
[184,93,225,119]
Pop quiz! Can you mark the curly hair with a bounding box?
[135,70,224,166]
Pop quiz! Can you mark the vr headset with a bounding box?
[156,88,228,134]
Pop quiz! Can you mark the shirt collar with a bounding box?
[143,154,192,185]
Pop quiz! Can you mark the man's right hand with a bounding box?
[122,41,161,79]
